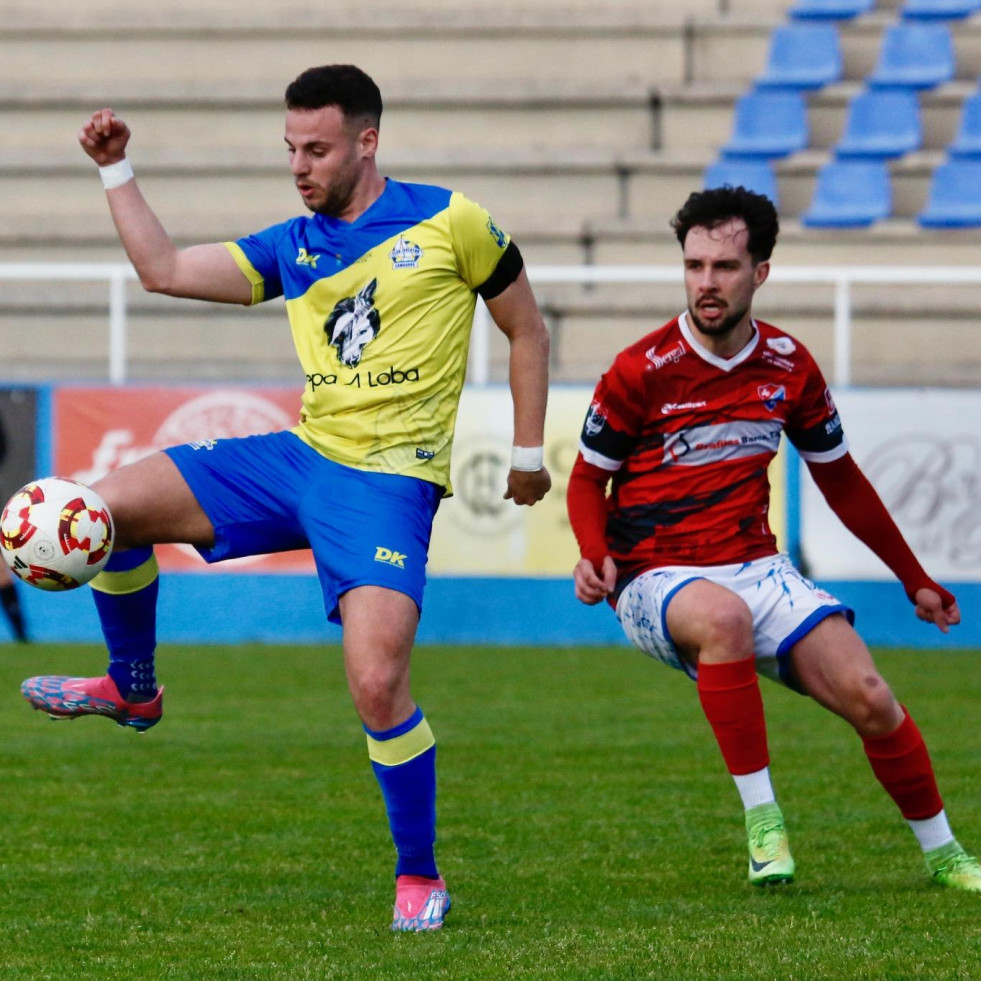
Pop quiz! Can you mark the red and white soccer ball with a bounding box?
[0,477,114,591]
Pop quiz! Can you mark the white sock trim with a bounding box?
[733,767,776,811]
[908,811,955,853]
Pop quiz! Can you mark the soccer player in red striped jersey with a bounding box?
[567,186,980,892]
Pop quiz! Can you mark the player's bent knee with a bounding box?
[845,675,901,734]
[699,599,755,655]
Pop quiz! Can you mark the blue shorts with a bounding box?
[165,431,441,624]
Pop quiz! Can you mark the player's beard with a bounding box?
[689,302,749,338]
[303,168,361,218]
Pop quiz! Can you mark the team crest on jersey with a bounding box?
[767,336,796,355]
[757,384,786,412]
[585,401,608,436]
[325,279,380,367]
[295,247,320,269]
[389,236,423,269]
[824,387,837,414]
[486,217,507,248]
[645,340,686,370]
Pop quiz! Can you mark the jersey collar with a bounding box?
[679,310,759,372]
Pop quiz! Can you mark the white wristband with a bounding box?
[511,445,544,471]
[99,159,134,190]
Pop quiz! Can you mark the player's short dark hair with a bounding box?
[285,64,383,129]
[671,186,779,264]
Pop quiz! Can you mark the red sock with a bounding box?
[862,707,943,820]
[697,657,769,776]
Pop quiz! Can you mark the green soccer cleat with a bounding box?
[925,841,981,893]
[745,801,796,887]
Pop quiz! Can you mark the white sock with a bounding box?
[908,810,955,853]
[733,767,776,811]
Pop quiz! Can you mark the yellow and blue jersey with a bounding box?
[224,178,512,492]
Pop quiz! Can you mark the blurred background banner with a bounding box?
[801,389,981,582]
[45,383,789,578]
[429,386,586,575]
[53,385,315,572]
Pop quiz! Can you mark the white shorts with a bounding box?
[615,553,853,688]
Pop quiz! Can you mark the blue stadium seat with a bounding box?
[835,88,922,158]
[721,89,809,159]
[868,22,955,89]
[949,89,981,157]
[790,0,875,19]
[703,159,780,207]
[801,159,892,226]
[901,0,981,19]
[918,159,981,226]
[756,24,843,90]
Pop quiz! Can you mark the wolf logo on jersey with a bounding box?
[326,279,381,367]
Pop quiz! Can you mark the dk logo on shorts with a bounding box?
[374,546,407,569]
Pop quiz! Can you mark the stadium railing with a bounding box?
[5,261,981,388]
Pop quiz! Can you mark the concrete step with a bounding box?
[6,73,973,172]
[0,148,970,252]
[0,26,691,97]
[4,0,791,31]
[0,83,658,156]
[0,153,631,244]
[584,216,981,266]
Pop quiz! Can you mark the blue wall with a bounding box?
[4,574,977,649]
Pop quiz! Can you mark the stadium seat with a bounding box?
[801,159,892,226]
[918,159,981,226]
[756,24,843,90]
[721,89,809,159]
[703,159,780,206]
[901,0,981,19]
[948,89,981,157]
[790,0,876,20]
[835,88,922,158]
[868,22,956,89]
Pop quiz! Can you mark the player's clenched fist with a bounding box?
[78,108,131,166]
[573,555,617,605]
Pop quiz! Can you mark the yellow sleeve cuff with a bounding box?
[224,242,265,305]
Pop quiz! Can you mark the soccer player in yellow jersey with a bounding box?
[21,64,551,930]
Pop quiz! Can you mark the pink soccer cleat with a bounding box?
[392,875,451,932]
[21,674,164,731]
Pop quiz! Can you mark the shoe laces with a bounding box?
[750,821,788,860]
[937,851,981,879]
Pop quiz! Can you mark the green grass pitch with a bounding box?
[0,642,978,980]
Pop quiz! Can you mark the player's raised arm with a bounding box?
[79,108,253,305]
[485,267,552,506]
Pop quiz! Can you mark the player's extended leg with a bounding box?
[21,452,215,731]
[339,584,450,931]
[788,614,981,892]
[666,580,794,886]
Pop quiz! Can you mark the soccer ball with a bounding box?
[0,477,114,591]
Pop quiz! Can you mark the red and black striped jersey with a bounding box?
[576,311,847,583]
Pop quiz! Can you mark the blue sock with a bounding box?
[90,546,159,700]
[365,706,439,879]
